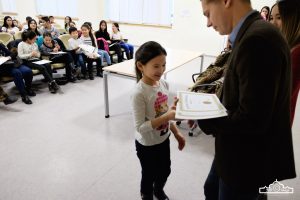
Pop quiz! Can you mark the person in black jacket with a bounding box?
[196,0,296,199]
[0,43,34,104]
[95,20,123,63]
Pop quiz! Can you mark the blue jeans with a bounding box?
[119,42,134,59]
[204,158,264,200]
[10,65,33,96]
[98,49,111,65]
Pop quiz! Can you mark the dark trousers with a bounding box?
[50,52,74,79]
[82,55,102,75]
[204,158,266,200]
[109,43,123,62]
[0,65,33,96]
[135,138,171,195]
[23,60,53,82]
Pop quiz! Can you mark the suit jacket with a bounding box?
[198,11,296,191]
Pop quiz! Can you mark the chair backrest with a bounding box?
[58,34,71,50]
[57,28,66,35]
[0,32,14,46]
[14,31,22,40]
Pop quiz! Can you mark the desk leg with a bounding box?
[200,55,204,73]
[103,71,110,118]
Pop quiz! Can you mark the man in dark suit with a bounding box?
[198,0,296,199]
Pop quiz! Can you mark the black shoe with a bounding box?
[26,88,36,96]
[97,72,103,77]
[3,96,18,105]
[21,95,32,104]
[89,74,94,80]
[67,77,77,83]
[82,74,88,80]
[141,193,153,200]
[154,190,169,200]
[48,82,56,93]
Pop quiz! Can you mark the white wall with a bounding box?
[1,0,276,55]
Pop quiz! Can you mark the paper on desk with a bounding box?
[0,56,10,66]
[175,91,227,120]
[49,51,67,55]
[32,60,52,65]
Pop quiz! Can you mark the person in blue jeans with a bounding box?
[97,49,111,66]
[0,43,35,104]
[111,22,134,60]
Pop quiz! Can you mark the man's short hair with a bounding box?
[69,27,77,34]
[41,16,50,23]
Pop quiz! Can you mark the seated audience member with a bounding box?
[0,86,18,105]
[64,16,72,32]
[68,27,86,80]
[80,23,102,79]
[40,16,66,50]
[12,19,23,31]
[26,19,44,48]
[0,43,34,104]
[49,16,57,25]
[111,22,134,60]
[69,21,82,37]
[18,31,60,93]
[22,16,32,31]
[40,32,76,82]
[1,16,19,35]
[260,6,270,20]
[270,0,300,125]
[95,20,123,63]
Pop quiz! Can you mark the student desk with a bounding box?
[103,48,204,118]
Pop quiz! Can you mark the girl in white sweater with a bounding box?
[18,31,60,93]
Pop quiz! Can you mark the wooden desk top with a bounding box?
[103,48,202,78]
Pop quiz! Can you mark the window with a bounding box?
[35,0,78,18]
[106,0,173,27]
[1,0,17,13]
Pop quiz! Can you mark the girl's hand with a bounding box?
[170,97,179,110]
[53,47,59,52]
[55,44,60,50]
[31,51,38,57]
[175,132,185,151]
[166,109,176,121]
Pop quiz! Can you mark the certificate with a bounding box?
[175,91,227,120]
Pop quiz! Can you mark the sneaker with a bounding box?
[3,96,18,105]
[26,88,36,97]
[21,95,32,104]
[48,83,56,93]
[51,81,60,91]
[154,190,169,200]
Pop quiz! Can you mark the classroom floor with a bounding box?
[0,57,299,200]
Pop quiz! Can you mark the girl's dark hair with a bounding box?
[135,41,167,82]
[21,31,37,42]
[27,19,41,36]
[278,0,300,48]
[99,20,108,33]
[113,22,120,31]
[81,24,96,47]
[260,6,270,20]
[3,16,15,28]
